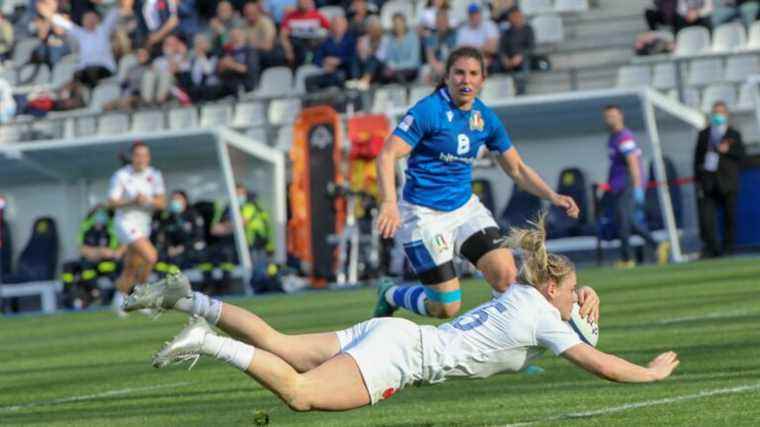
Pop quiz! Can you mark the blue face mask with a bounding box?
[170,199,184,214]
[93,211,108,225]
[710,113,727,127]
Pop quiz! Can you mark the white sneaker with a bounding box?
[123,272,192,313]
[152,316,212,369]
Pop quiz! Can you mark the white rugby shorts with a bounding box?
[114,217,151,245]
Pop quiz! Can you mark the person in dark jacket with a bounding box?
[693,101,745,258]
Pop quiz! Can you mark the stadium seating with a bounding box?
[725,55,759,83]
[675,26,711,56]
[748,20,760,50]
[554,0,589,13]
[701,83,737,112]
[652,62,677,90]
[89,82,121,112]
[532,14,565,44]
[408,85,434,105]
[232,101,266,129]
[97,113,130,135]
[737,81,756,110]
[481,75,516,103]
[616,65,652,88]
[116,53,138,82]
[645,157,683,230]
[50,61,77,88]
[168,107,198,129]
[274,125,294,151]
[712,22,747,53]
[499,184,543,231]
[3,217,59,283]
[687,58,723,87]
[521,0,553,16]
[293,64,322,95]
[11,38,37,67]
[132,110,165,133]
[252,66,293,98]
[546,168,591,238]
[371,84,408,113]
[200,103,233,128]
[268,98,302,126]
[380,0,415,30]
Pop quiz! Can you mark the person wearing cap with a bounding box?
[456,3,499,67]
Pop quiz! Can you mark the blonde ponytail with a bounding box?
[506,211,574,289]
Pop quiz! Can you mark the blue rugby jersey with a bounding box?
[392,88,513,212]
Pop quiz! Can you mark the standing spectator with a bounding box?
[104,47,152,110]
[177,0,201,43]
[279,0,330,67]
[242,0,283,69]
[376,13,420,84]
[307,14,356,91]
[675,0,714,33]
[218,27,260,96]
[208,1,244,52]
[603,105,664,268]
[0,12,13,62]
[142,0,179,54]
[37,0,132,87]
[497,7,535,74]
[347,0,378,35]
[150,33,189,104]
[694,101,745,258]
[422,8,457,85]
[264,0,297,24]
[645,0,679,31]
[177,33,223,102]
[711,0,760,29]
[456,3,499,67]
[351,14,383,89]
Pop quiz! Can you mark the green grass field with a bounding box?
[2,257,760,426]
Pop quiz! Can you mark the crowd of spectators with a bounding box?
[0,0,547,120]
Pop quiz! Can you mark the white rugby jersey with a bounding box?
[108,165,165,224]
[420,284,581,383]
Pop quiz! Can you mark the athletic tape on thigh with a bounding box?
[424,287,462,304]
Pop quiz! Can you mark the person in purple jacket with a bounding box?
[603,105,665,268]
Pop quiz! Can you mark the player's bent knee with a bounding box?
[424,287,462,318]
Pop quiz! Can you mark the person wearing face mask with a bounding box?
[693,101,745,258]
[201,184,274,294]
[152,190,206,278]
[61,206,125,310]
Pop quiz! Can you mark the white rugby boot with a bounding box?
[152,316,212,369]
[122,272,192,313]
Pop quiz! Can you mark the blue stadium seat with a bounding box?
[499,184,542,231]
[3,217,59,283]
[547,168,591,238]
[646,157,683,230]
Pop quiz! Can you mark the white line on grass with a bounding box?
[0,381,192,412]
[503,383,760,426]
[657,309,756,325]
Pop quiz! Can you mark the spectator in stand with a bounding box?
[104,47,152,110]
[490,0,517,31]
[28,16,70,73]
[177,33,224,102]
[711,0,759,29]
[347,0,378,35]
[37,0,133,88]
[417,0,457,37]
[242,0,283,69]
[456,3,499,68]
[0,12,13,62]
[376,13,420,84]
[279,0,330,67]
[208,1,244,52]
[307,14,356,91]
[218,27,260,96]
[150,33,189,104]
[497,7,535,74]
[675,0,713,32]
[351,14,383,89]
[142,0,179,54]
[264,0,297,24]
[645,0,678,31]
[152,190,207,277]
[177,0,201,44]
[422,8,457,85]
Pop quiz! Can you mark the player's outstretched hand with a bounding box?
[553,194,579,219]
[577,286,599,323]
[647,351,680,380]
[377,201,400,239]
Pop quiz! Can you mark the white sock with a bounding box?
[384,285,399,307]
[173,292,222,325]
[112,291,126,308]
[491,289,506,299]
[202,333,256,371]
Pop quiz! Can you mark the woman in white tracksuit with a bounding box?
[130,213,679,411]
[108,142,166,313]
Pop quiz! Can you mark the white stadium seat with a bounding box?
[701,83,737,112]
[98,113,130,135]
[555,0,589,13]
[168,107,198,129]
[725,55,759,82]
[748,20,760,50]
[268,98,302,126]
[737,82,756,110]
[89,82,120,111]
[51,61,77,88]
[233,101,266,129]
[616,65,651,88]
[532,14,565,44]
[675,26,710,56]
[252,66,293,97]
[682,87,701,109]
[274,125,294,152]
[12,38,38,66]
[408,85,434,105]
[712,22,747,52]
[132,110,165,132]
[293,64,323,94]
[521,0,553,15]
[200,103,233,128]
[652,62,677,90]
[372,84,408,113]
[481,75,516,103]
[246,126,268,143]
[687,58,723,87]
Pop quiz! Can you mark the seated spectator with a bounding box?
[417,0,457,37]
[279,0,330,67]
[218,27,260,96]
[152,190,207,278]
[37,0,132,88]
[142,0,179,54]
[712,0,759,29]
[456,3,499,68]
[104,47,152,110]
[645,0,678,31]
[422,8,457,85]
[0,12,12,62]
[306,14,356,91]
[150,33,189,105]
[490,0,517,31]
[351,14,383,89]
[176,34,224,102]
[28,16,70,73]
[376,13,420,84]
[347,0,378,35]
[675,0,713,32]
[264,0,297,24]
[497,7,535,74]
[208,0,244,52]
[242,0,284,68]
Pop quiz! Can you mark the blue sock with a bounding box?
[385,285,428,316]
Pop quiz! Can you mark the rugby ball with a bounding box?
[568,303,599,347]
